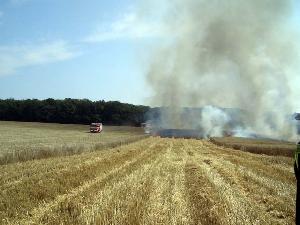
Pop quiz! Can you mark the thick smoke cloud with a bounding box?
[145,0,300,140]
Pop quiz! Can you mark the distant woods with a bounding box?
[0,99,149,126]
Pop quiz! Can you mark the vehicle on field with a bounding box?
[90,123,103,133]
[141,122,152,134]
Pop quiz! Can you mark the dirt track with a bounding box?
[0,137,296,225]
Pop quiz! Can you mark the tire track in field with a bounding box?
[184,162,226,225]
[202,142,296,217]
[201,141,295,206]
[199,142,295,224]
[143,139,192,225]
[203,141,295,208]
[188,139,295,225]
[183,140,227,225]
[12,139,164,225]
[195,153,280,224]
[103,147,167,225]
[168,140,192,225]
[195,157,261,224]
[142,140,176,225]
[203,141,294,184]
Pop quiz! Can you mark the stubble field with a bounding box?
[0,123,296,225]
[210,136,295,157]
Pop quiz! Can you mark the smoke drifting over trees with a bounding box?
[145,0,300,140]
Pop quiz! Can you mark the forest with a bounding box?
[0,98,149,126]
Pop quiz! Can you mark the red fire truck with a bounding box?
[90,123,103,133]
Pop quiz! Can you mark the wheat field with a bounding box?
[0,121,145,164]
[0,135,296,225]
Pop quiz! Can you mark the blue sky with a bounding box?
[0,0,164,104]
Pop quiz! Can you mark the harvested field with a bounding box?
[0,121,146,164]
[211,137,295,157]
[0,137,296,225]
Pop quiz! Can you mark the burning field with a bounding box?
[0,0,299,224]
[144,0,300,141]
[0,137,296,225]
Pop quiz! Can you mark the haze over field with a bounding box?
[144,0,300,140]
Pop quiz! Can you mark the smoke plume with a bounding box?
[145,0,300,140]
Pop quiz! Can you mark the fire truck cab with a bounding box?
[90,123,103,133]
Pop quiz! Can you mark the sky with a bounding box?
[0,0,299,108]
[0,0,164,105]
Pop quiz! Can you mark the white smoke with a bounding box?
[201,106,229,138]
[144,0,300,140]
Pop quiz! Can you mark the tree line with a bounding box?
[0,98,150,126]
